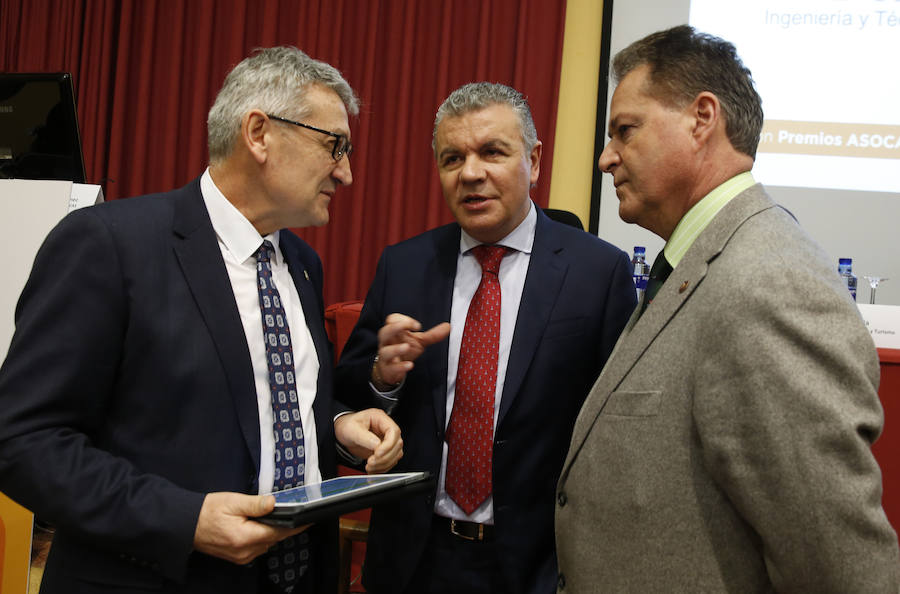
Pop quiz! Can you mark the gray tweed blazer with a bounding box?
[555,184,900,592]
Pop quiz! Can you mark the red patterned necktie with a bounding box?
[445,245,509,515]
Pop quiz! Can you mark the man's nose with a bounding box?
[333,154,353,186]
[460,155,486,182]
[597,142,619,173]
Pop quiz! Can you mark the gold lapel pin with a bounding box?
[679,280,689,293]
[304,270,309,281]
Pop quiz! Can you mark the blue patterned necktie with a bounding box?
[256,240,308,592]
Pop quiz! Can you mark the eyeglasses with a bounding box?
[266,114,353,161]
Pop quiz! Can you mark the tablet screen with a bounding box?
[271,472,425,509]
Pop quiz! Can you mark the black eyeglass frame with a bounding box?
[266,114,353,161]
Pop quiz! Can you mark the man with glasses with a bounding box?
[335,82,637,593]
[0,47,402,594]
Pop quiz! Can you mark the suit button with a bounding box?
[558,573,566,590]
[557,492,567,507]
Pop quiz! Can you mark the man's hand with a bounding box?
[193,492,309,565]
[374,314,451,388]
[335,408,404,473]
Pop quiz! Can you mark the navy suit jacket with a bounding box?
[0,178,341,593]
[335,209,636,593]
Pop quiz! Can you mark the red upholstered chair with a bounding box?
[325,300,364,365]
[325,301,369,593]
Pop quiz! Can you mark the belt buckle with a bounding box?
[449,519,483,541]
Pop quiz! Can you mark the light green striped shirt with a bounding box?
[663,172,756,268]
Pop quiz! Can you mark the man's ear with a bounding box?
[529,141,542,186]
[691,91,720,146]
[242,110,270,164]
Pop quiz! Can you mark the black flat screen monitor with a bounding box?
[0,72,86,183]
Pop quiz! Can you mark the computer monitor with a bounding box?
[0,72,86,183]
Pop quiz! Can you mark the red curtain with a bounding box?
[2,0,567,305]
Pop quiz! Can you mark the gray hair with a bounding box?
[207,46,359,163]
[613,25,763,159]
[432,82,538,154]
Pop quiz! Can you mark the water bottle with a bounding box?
[838,258,857,301]
[632,247,650,302]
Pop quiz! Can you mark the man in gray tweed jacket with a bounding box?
[555,25,900,592]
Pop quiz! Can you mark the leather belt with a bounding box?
[435,515,495,542]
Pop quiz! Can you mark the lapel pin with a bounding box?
[304,270,309,281]
[679,280,689,293]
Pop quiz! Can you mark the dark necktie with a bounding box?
[641,251,673,315]
[445,245,509,515]
[256,240,308,592]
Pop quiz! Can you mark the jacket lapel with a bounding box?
[426,225,461,432]
[171,181,260,474]
[280,235,330,383]
[279,233,337,457]
[561,185,777,477]
[498,211,567,425]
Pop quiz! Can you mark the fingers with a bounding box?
[334,411,381,458]
[249,494,276,517]
[359,410,404,473]
[366,424,403,473]
[375,317,451,387]
[335,410,405,473]
[377,314,422,347]
[193,492,307,566]
[415,322,451,347]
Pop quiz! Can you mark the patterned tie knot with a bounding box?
[471,245,509,276]
[256,240,274,264]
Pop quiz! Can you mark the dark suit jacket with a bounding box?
[0,178,342,593]
[335,209,637,594]
[556,186,900,591]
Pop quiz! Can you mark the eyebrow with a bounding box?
[607,114,633,138]
[437,147,460,161]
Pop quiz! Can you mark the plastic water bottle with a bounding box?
[838,258,857,301]
[632,247,650,302]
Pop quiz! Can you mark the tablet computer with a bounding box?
[261,471,434,527]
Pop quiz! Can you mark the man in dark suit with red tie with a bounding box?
[335,82,637,594]
[0,47,402,593]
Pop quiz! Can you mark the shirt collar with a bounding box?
[664,171,756,268]
[459,200,536,255]
[200,168,281,265]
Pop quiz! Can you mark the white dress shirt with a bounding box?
[200,169,321,494]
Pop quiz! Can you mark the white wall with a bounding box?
[597,0,900,304]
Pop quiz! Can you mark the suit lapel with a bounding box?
[279,233,336,459]
[561,185,778,477]
[426,226,460,432]
[498,212,567,425]
[280,234,330,382]
[171,181,260,474]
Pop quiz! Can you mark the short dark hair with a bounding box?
[613,25,763,159]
